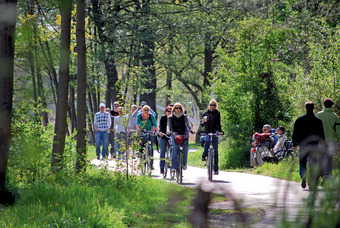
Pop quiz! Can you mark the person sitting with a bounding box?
[251,124,276,149]
[273,126,287,157]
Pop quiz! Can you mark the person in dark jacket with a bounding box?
[166,103,195,172]
[201,99,223,175]
[158,105,172,174]
[292,101,325,189]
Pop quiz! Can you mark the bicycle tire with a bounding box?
[179,152,183,184]
[285,149,298,161]
[255,145,268,166]
[207,149,213,181]
[163,147,169,178]
[145,146,151,176]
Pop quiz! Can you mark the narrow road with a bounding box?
[91,150,315,227]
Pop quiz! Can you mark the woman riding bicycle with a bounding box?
[166,103,195,173]
[158,105,173,174]
[201,99,223,175]
[136,105,158,169]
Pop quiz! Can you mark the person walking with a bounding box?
[127,105,138,156]
[200,99,223,175]
[108,102,119,158]
[114,107,128,160]
[292,101,325,189]
[94,103,112,160]
[158,105,173,174]
[316,98,340,181]
[166,103,195,173]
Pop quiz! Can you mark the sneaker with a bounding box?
[97,155,100,160]
[171,169,176,173]
[301,177,306,189]
[201,156,206,161]
[214,171,219,175]
[160,169,164,173]
[183,165,187,170]
[160,171,164,175]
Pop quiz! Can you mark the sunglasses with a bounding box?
[144,109,150,111]
[210,104,216,106]
[114,105,119,107]
[174,107,181,110]
[166,110,171,112]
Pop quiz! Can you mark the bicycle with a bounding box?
[173,134,189,184]
[161,134,173,179]
[138,130,155,176]
[199,131,224,181]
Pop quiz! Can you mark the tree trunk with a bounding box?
[104,59,119,108]
[76,0,87,171]
[51,0,72,172]
[0,0,17,190]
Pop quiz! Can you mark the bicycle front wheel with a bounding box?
[145,146,151,176]
[207,149,213,181]
[176,152,183,184]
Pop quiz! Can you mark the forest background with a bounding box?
[0,0,339,226]
[0,0,338,184]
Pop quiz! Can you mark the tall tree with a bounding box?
[76,0,87,171]
[51,0,72,171]
[0,0,17,190]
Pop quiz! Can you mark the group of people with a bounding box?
[292,98,340,189]
[251,98,340,189]
[94,99,223,176]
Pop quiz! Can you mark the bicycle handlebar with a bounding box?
[198,131,224,137]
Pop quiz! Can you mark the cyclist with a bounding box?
[201,99,223,175]
[136,105,158,169]
[158,105,173,174]
[166,103,195,173]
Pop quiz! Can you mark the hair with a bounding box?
[131,104,137,110]
[263,124,271,131]
[172,102,184,113]
[142,105,151,111]
[277,126,285,133]
[209,99,218,109]
[118,106,123,112]
[323,98,334,108]
[113,101,119,106]
[305,101,314,112]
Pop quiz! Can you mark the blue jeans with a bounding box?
[116,132,127,155]
[158,137,168,171]
[96,131,108,157]
[171,135,189,169]
[202,135,219,171]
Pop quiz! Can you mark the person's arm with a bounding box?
[216,111,222,132]
[335,116,340,143]
[150,114,158,132]
[136,114,140,131]
[166,116,171,134]
[184,115,193,133]
[94,114,98,132]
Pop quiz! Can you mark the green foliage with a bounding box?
[8,101,54,186]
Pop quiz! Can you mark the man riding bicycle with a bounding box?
[136,105,158,169]
[201,99,223,175]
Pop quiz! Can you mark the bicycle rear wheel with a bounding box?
[285,149,298,161]
[207,149,213,181]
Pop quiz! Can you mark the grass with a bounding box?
[1,166,195,227]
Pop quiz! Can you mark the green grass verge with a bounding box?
[0,167,194,227]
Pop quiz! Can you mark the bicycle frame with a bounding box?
[139,131,155,175]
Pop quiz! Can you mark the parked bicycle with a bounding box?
[138,130,155,176]
[199,130,224,181]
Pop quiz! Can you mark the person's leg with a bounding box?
[116,132,122,158]
[108,132,115,157]
[95,132,101,159]
[182,143,189,169]
[202,135,210,159]
[299,152,308,188]
[212,136,219,172]
[150,135,155,169]
[158,137,167,172]
[102,131,108,158]
[171,135,178,170]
